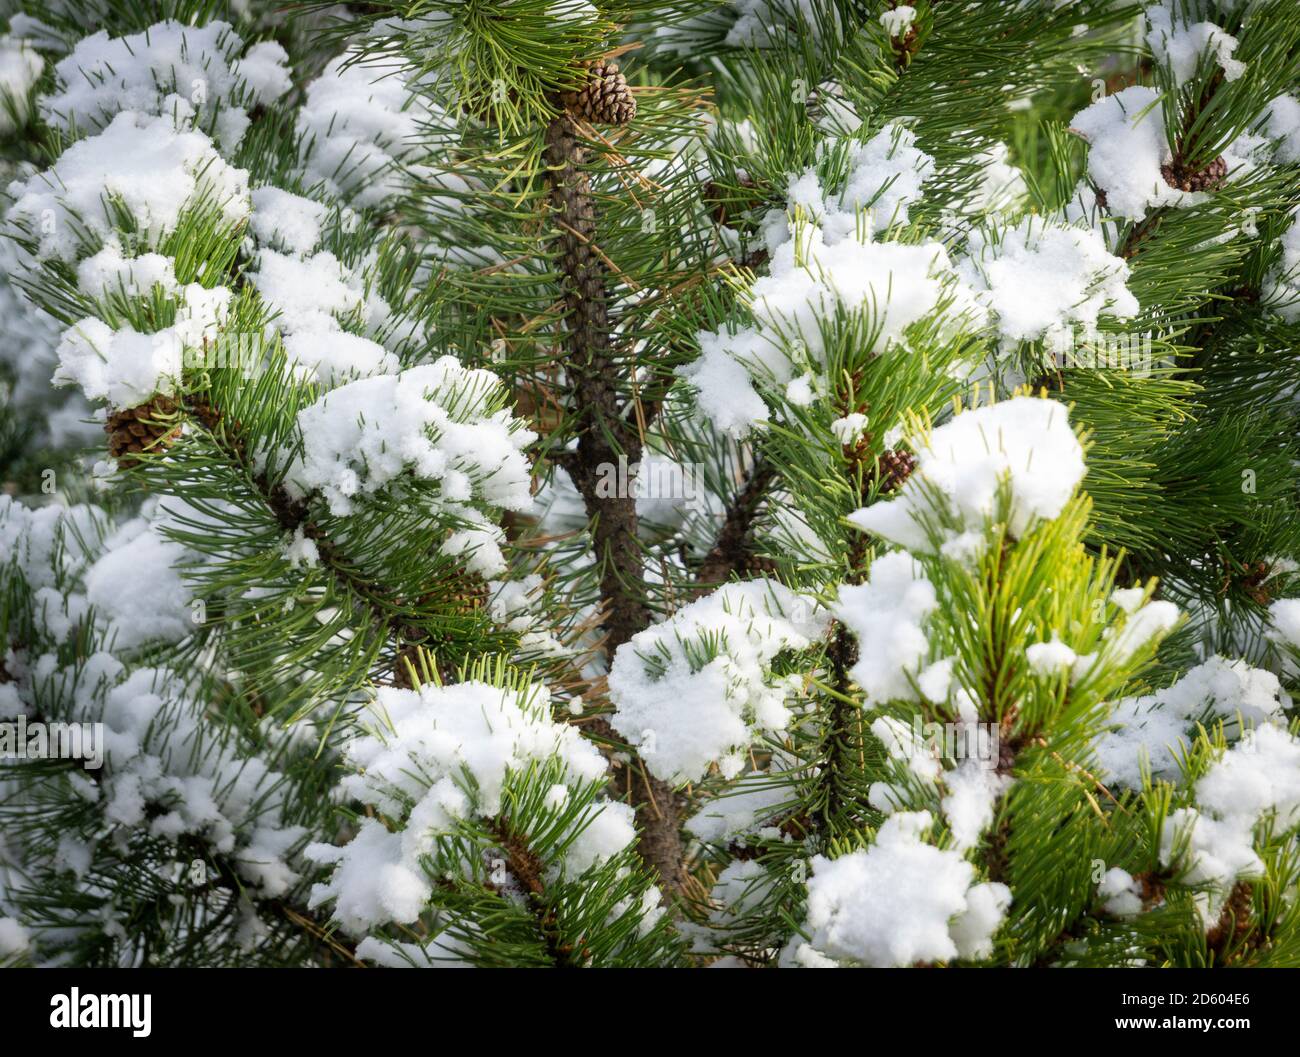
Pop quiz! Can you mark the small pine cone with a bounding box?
[877,448,916,492]
[1206,882,1254,953]
[563,60,635,125]
[449,577,489,613]
[702,180,729,226]
[391,645,417,690]
[1161,155,1227,193]
[740,553,780,579]
[185,394,223,433]
[105,394,182,467]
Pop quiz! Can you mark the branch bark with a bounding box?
[694,457,776,589]
[542,113,686,896]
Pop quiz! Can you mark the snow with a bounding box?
[0,35,43,136]
[440,516,510,577]
[1264,95,1300,165]
[1160,724,1300,924]
[1111,586,1146,614]
[1196,723,1300,827]
[1145,3,1245,89]
[563,800,638,875]
[879,6,917,37]
[285,360,536,544]
[871,714,943,788]
[832,123,935,237]
[708,859,773,928]
[1095,657,1287,788]
[232,40,294,105]
[296,51,439,208]
[1072,598,1180,682]
[941,759,1011,852]
[679,331,770,437]
[955,216,1138,349]
[283,525,320,569]
[1098,866,1144,918]
[0,916,31,957]
[76,244,179,300]
[1160,808,1260,913]
[683,222,980,438]
[0,237,97,452]
[834,551,939,707]
[53,284,230,409]
[249,250,375,335]
[306,819,428,935]
[5,109,251,263]
[52,320,172,411]
[798,812,1009,966]
[337,681,605,822]
[0,498,108,595]
[1070,85,1201,221]
[355,933,472,968]
[85,525,194,649]
[44,657,308,898]
[1262,205,1300,322]
[775,124,935,243]
[1268,597,1300,652]
[685,777,789,844]
[608,579,829,784]
[307,678,632,935]
[723,0,833,48]
[961,142,1029,216]
[249,187,330,257]
[281,330,398,388]
[849,397,1086,552]
[808,81,860,135]
[830,413,869,445]
[38,21,290,137]
[949,879,1013,961]
[1026,636,1078,675]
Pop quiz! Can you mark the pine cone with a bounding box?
[1161,155,1227,193]
[877,448,916,492]
[1206,882,1254,955]
[185,394,223,433]
[449,577,489,613]
[105,394,182,467]
[740,553,780,579]
[562,60,635,125]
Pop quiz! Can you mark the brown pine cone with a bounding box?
[877,448,916,492]
[740,553,780,579]
[449,577,490,613]
[105,394,182,467]
[1161,155,1227,193]
[562,60,635,125]
[185,394,223,433]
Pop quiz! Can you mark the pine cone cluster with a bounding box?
[1161,155,1227,193]
[876,448,917,492]
[562,60,635,125]
[105,394,182,466]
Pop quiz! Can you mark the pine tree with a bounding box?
[0,0,1298,969]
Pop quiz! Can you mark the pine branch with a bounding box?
[183,836,362,968]
[694,457,776,588]
[485,816,587,967]
[816,621,862,838]
[182,394,417,678]
[542,110,686,895]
